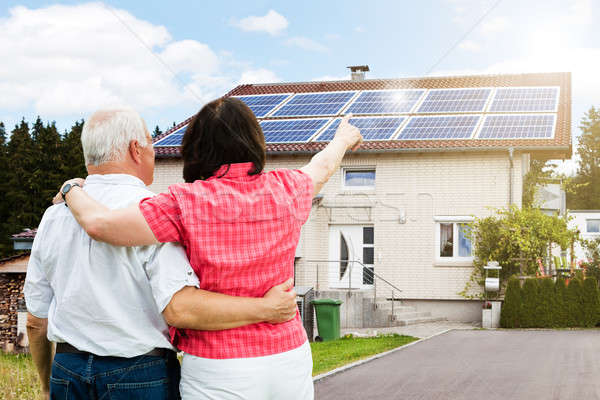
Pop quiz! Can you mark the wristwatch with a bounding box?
[61,182,81,202]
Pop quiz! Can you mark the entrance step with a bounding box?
[395,316,447,326]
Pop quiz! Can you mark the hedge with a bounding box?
[500,277,600,328]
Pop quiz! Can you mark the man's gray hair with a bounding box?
[81,108,149,166]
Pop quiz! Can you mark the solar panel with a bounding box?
[315,117,406,142]
[345,90,425,115]
[234,94,291,117]
[417,88,491,113]
[260,118,330,143]
[154,125,187,146]
[397,115,480,140]
[488,87,559,112]
[272,92,356,117]
[478,114,556,139]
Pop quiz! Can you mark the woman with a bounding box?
[60,97,362,399]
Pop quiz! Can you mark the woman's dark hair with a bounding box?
[181,97,266,182]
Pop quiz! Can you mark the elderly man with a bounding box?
[24,108,298,400]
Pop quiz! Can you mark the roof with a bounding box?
[12,228,37,240]
[154,72,572,159]
[0,252,29,274]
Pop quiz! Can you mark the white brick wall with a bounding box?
[151,150,524,300]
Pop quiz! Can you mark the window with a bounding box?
[362,227,374,284]
[587,219,600,233]
[343,168,375,190]
[435,218,473,262]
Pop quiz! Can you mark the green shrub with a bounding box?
[554,279,569,327]
[536,278,556,328]
[500,277,522,328]
[582,277,600,327]
[565,279,584,327]
[520,279,540,328]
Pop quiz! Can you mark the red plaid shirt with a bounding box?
[139,162,312,359]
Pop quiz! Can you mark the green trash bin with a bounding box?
[311,298,343,341]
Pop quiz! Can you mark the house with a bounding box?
[150,69,572,327]
[567,211,600,261]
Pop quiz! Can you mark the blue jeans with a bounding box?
[50,351,181,400]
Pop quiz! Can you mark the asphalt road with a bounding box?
[314,330,600,400]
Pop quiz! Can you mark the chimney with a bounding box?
[347,65,370,81]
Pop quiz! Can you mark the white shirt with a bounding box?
[24,174,199,357]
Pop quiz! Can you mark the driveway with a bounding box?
[314,330,600,400]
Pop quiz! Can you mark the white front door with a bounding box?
[328,225,374,289]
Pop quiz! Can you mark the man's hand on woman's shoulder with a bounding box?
[53,178,86,205]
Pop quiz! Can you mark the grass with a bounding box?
[1,335,418,396]
[0,352,41,400]
[310,334,418,376]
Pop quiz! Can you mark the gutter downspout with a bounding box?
[508,147,514,206]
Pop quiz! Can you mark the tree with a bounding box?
[6,120,38,234]
[460,205,577,297]
[152,125,163,139]
[500,277,522,328]
[61,120,87,178]
[567,106,600,209]
[31,118,64,213]
[522,159,556,208]
[0,122,11,255]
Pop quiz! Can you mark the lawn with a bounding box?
[1,335,418,396]
[310,334,418,376]
[0,352,41,400]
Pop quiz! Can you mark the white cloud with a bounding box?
[458,40,481,52]
[354,26,366,33]
[480,16,509,34]
[285,36,328,53]
[0,3,278,124]
[231,10,288,36]
[238,69,281,84]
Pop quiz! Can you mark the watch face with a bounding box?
[61,183,72,197]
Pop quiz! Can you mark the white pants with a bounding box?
[180,341,314,400]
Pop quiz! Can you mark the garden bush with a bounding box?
[500,276,600,328]
[500,277,521,328]
[582,277,600,327]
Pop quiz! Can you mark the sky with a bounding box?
[0,0,597,173]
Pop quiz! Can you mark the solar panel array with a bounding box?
[154,86,560,146]
[417,88,491,113]
[272,92,356,117]
[316,117,406,142]
[260,119,329,143]
[489,87,558,112]
[234,94,291,117]
[398,115,480,140]
[346,90,424,115]
[478,114,556,139]
[154,126,187,146]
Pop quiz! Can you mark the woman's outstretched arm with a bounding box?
[300,114,363,197]
[60,182,159,246]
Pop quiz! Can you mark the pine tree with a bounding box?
[31,118,63,213]
[152,125,163,139]
[6,120,38,234]
[500,277,522,328]
[61,120,87,179]
[0,122,11,256]
[567,107,600,209]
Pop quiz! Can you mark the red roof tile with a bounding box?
[155,72,571,159]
